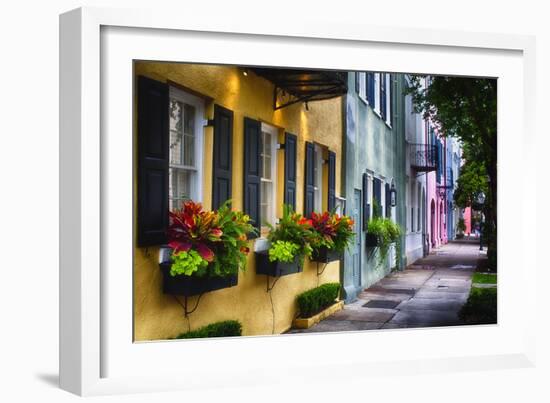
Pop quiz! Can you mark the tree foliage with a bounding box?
[453,160,488,209]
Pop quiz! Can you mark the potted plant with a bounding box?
[159,200,255,296]
[255,205,313,277]
[309,211,354,263]
[365,216,402,267]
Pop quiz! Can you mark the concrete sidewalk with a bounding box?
[288,241,480,334]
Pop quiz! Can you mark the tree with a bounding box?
[406,76,497,268]
[453,159,488,209]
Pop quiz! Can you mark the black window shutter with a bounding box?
[362,173,370,231]
[385,183,391,218]
[367,73,375,105]
[284,132,297,210]
[137,75,169,247]
[212,105,233,210]
[380,73,386,120]
[327,150,336,211]
[304,141,315,216]
[243,117,262,238]
[355,72,360,94]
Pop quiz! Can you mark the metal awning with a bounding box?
[250,68,348,110]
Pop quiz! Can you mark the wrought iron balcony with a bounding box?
[409,143,437,172]
[250,68,348,110]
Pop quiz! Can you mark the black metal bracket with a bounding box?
[316,262,328,277]
[266,275,281,293]
[205,119,215,127]
[173,293,205,317]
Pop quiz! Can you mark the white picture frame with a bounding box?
[60,6,537,396]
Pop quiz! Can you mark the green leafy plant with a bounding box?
[175,320,242,339]
[167,200,256,278]
[296,283,340,318]
[366,217,402,268]
[170,249,209,277]
[266,205,313,267]
[268,240,300,263]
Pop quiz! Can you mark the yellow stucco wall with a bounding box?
[134,62,343,341]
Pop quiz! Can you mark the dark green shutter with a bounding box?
[304,141,315,216]
[284,132,297,210]
[243,117,262,237]
[362,173,369,230]
[137,75,169,247]
[212,105,233,210]
[327,150,336,211]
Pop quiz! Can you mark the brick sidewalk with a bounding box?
[288,241,480,334]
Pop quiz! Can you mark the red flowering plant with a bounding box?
[167,200,255,278]
[308,211,355,254]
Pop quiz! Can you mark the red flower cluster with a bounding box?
[167,200,223,262]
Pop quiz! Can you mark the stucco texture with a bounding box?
[134,62,343,341]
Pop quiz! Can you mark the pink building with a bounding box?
[463,206,472,235]
[425,123,448,251]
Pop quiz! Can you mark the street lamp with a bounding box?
[476,192,486,251]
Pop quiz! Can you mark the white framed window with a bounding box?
[313,144,324,212]
[357,72,367,103]
[168,87,204,211]
[373,73,380,114]
[385,73,392,126]
[260,123,278,230]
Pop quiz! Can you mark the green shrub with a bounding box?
[459,288,497,324]
[296,283,340,318]
[175,320,242,339]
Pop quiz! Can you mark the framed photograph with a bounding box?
[60,7,536,396]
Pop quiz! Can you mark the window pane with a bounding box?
[263,155,271,179]
[169,168,193,210]
[169,100,183,165]
[264,132,272,156]
[183,103,196,166]
[261,181,272,226]
[183,134,195,166]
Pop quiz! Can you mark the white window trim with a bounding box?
[260,122,278,231]
[168,86,204,207]
[385,74,392,127]
[373,73,380,115]
[357,72,367,104]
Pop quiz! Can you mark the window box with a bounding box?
[255,250,302,277]
[365,233,379,248]
[159,261,238,296]
[311,246,341,263]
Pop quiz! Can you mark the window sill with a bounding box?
[254,237,270,252]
